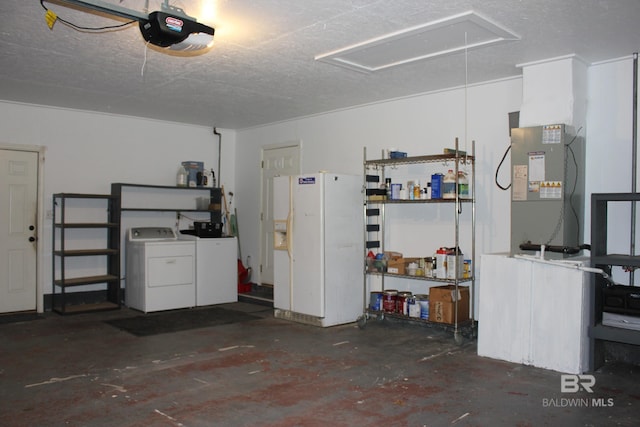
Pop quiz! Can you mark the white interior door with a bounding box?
[260,143,300,285]
[0,149,38,313]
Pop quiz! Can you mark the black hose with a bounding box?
[518,241,591,254]
[495,145,511,190]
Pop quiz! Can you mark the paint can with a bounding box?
[369,291,383,311]
[382,289,398,313]
[396,291,412,315]
[446,254,464,279]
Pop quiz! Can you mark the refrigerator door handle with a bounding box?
[286,211,293,260]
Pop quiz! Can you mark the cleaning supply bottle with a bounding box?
[176,165,188,187]
[413,180,421,200]
[435,247,448,278]
[442,169,456,199]
[458,171,469,198]
[203,168,213,188]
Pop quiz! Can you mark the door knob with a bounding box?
[29,225,35,230]
[29,236,36,242]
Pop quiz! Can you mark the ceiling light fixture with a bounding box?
[46,0,214,52]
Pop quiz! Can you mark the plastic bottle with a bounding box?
[413,180,421,200]
[446,246,464,279]
[399,186,407,200]
[431,174,443,198]
[176,165,188,187]
[435,247,448,279]
[442,169,456,199]
[203,169,213,188]
[188,172,197,187]
[458,171,469,198]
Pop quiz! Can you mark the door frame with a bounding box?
[259,141,301,285]
[0,143,46,313]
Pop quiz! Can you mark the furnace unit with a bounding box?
[510,124,585,256]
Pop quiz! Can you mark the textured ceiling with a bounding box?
[1,0,639,129]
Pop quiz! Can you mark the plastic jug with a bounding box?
[203,169,213,188]
[176,165,188,187]
[442,169,456,199]
[458,171,469,198]
[435,247,448,279]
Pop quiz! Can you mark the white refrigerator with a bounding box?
[273,173,364,327]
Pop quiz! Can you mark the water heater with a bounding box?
[510,124,585,256]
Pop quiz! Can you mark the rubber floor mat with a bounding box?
[104,306,262,337]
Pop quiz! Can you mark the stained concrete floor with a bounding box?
[1,302,638,427]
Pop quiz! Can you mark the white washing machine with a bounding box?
[126,227,196,313]
[179,233,238,306]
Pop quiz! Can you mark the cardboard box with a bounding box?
[181,161,204,187]
[387,257,403,274]
[387,257,419,275]
[429,285,469,324]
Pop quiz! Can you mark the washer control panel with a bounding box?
[128,227,177,241]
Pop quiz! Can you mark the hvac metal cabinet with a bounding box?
[52,193,121,314]
[359,139,476,343]
[590,193,640,370]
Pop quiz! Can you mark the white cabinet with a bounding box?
[478,253,590,374]
[181,235,238,306]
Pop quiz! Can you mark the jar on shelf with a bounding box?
[413,180,421,200]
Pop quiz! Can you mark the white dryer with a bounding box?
[126,227,196,313]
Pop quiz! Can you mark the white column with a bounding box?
[517,55,588,129]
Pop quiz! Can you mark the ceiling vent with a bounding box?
[315,11,519,73]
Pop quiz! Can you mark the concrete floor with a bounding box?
[1,302,638,427]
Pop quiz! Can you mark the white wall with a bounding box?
[235,56,639,292]
[2,53,637,304]
[585,56,639,284]
[236,77,524,293]
[0,101,236,296]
